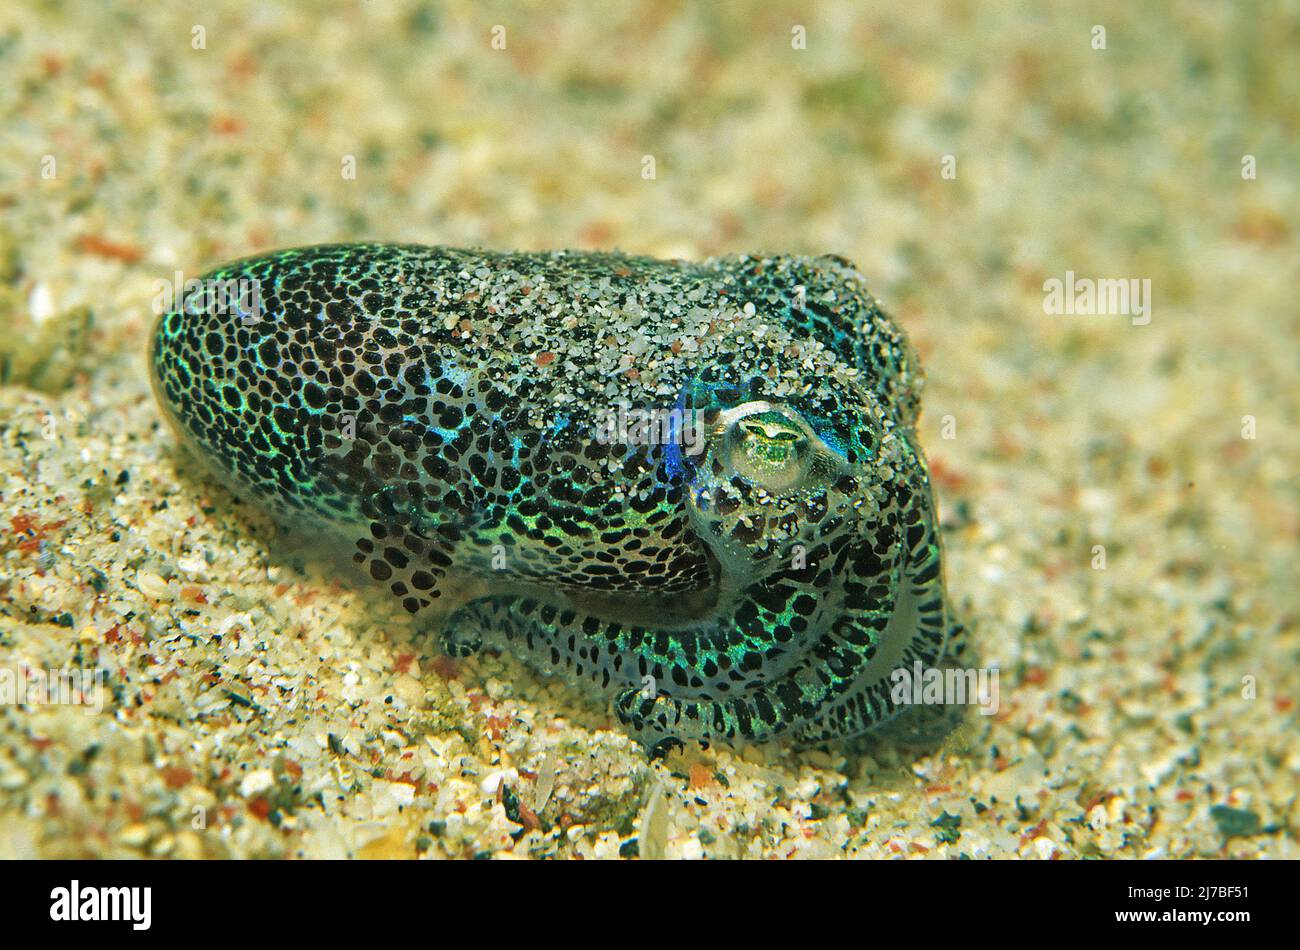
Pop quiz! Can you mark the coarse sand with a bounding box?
[0,1,1295,858]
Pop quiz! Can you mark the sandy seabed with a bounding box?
[0,1,1296,858]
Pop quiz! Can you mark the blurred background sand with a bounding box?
[0,0,1296,858]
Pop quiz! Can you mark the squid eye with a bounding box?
[725,408,812,491]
